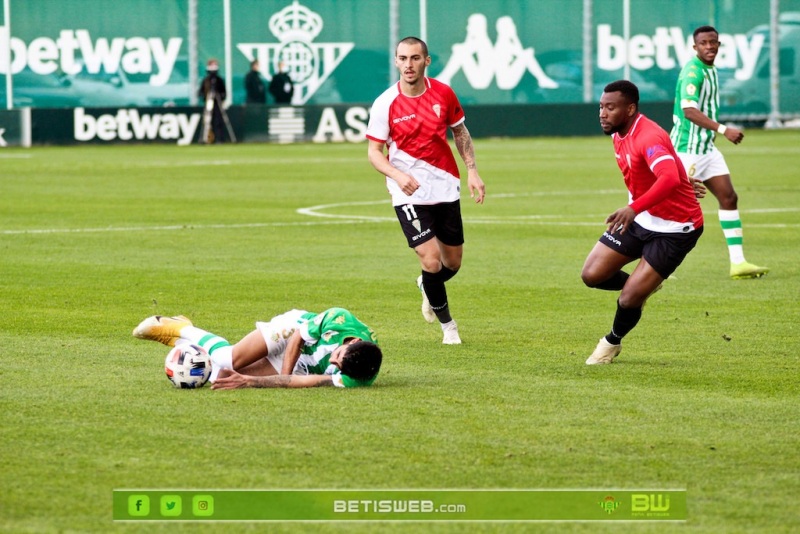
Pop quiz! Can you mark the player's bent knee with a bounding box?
[719,191,738,209]
[580,262,607,287]
[580,270,601,288]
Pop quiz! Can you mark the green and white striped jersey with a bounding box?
[297,307,379,388]
[670,56,720,155]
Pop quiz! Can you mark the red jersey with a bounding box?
[612,114,704,233]
[366,77,465,206]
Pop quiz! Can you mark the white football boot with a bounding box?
[585,337,621,365]
[442,321,462,345]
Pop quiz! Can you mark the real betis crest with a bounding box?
[237,1,354,105]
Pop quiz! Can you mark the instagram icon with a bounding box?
[192,495,214,517]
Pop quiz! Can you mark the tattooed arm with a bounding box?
[211,371,334,390]
[451,122,485,204]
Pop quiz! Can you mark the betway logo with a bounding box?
[74,108,200,145]
[0,27,182,86]
[597,24,764,80]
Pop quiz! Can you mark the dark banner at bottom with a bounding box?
[24,102,676,147]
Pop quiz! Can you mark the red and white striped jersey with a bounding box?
[367,77,465,206]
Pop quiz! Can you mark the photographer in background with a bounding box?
[198,58,228,143]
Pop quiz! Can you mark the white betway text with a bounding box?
[74,108,200,145]
[0,27,181,86]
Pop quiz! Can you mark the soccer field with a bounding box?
[1,131,798,533]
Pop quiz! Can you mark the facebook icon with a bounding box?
[128,495,150,516]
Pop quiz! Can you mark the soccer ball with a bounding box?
[164,344,211,388]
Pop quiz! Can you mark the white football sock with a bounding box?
[719,209,746,264]
[181,327,233,382]
[207,346,233,383]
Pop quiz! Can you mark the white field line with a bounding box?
[0,220,373,236]
[2,192,799,235]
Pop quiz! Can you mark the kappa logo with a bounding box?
[437,13,558,90]
[237,1,353,105]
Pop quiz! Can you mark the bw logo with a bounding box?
[237,1,354,105]
[631,494,670,513]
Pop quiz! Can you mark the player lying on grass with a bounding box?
[133,307,381,389]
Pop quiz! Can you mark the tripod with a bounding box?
[201,79,237,144]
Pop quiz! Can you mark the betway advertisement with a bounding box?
[1,0,798,144]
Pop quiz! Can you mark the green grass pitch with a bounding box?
[1,131,798,533]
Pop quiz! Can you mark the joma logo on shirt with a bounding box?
[393,114,416,124]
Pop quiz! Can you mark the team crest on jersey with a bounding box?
[686,84,697,96]
[322,330,337,342]
[432,104,441,118]
[236,1,354,105]
[412,219,422,232]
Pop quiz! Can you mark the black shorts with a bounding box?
[598,222,704,279]
[394,200,464,248]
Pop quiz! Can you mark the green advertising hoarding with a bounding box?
[1,0,799,114]
[0,108,29,146]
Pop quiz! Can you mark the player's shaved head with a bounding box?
[396,36,428,57]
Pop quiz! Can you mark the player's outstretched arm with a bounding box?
[211,370,334,390]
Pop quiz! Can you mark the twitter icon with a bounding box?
[160,495,182,516]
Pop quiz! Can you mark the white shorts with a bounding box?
[255,309,310,374]
[677,148,730,182]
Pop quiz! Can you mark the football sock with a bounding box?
[594,270,630,291]
[719,209,746,264]
[422,269,455,324]
[180,327,233,381]
[178,326,207,345]
[437,266,458,283]
[606,300,642,345]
